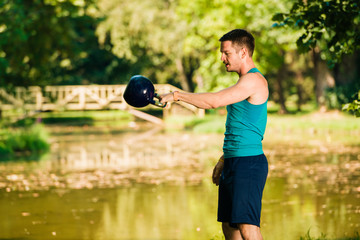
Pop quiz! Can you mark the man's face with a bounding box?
[220,41,242,73]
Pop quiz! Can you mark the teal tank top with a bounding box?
[223,68,267,158]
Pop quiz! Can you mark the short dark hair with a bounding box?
[219,29,255,57]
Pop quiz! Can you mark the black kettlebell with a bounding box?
[123,75,166,108]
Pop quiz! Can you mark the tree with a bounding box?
[272,0,360,114]
[96,0,187,88]
[272,0,360,64]
[0,0,127,88]
[97,0,317,113]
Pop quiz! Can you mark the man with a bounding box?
[159,29,268,240]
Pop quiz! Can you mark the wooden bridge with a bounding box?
[0,85,204,124]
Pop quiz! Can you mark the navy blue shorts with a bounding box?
[217,154,268,228]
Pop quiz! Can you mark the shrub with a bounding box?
[0,124,50,159]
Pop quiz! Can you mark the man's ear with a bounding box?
[240,47,247,59]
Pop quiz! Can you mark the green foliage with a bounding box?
[342,90,360,117]
[96,0,183,86]
[325,83,360,110]
[0,124,50,158]
[272,0,360,113]
[0,0,358,114]
[177,0,302,92]
[272,0,360,66]
[0,0,130,87]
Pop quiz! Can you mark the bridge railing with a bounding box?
[0,85,204,119]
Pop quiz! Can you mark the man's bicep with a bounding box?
[214,81,253,106]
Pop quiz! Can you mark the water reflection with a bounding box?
[263,147,360,239]
[0,127,359,240]
[0,128,221,190]
[263,177,360,239]
[99,184,220,240]
[1,179,358,240]
[50,127,217,174]
[0,184,221,240]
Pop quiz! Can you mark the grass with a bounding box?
[0,123,50,160]
[167,109,360,133]
[32,110,133,126]
[299,230,360,240]
[2,109,134,127]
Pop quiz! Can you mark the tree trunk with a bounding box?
[175,58,194,92]
[295,70,304,112]
[275,62,289,114]
[312,48,335,111]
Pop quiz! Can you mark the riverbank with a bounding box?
[1,109,359,160]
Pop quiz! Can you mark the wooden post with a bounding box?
[30,86,43,111]
[79,87,85,109]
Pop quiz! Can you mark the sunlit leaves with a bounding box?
[272,0,360,65]
[96,0,184,84]
[342,91,360,117]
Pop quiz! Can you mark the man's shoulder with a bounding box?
[240,72,266,86]
[239,72,268,103]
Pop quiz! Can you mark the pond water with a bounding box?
[0,124,359,240]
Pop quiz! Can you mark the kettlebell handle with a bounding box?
[152,93,167,108]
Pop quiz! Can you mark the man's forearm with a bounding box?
[175,91,220,109]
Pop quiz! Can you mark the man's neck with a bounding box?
[238,60,256,76]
